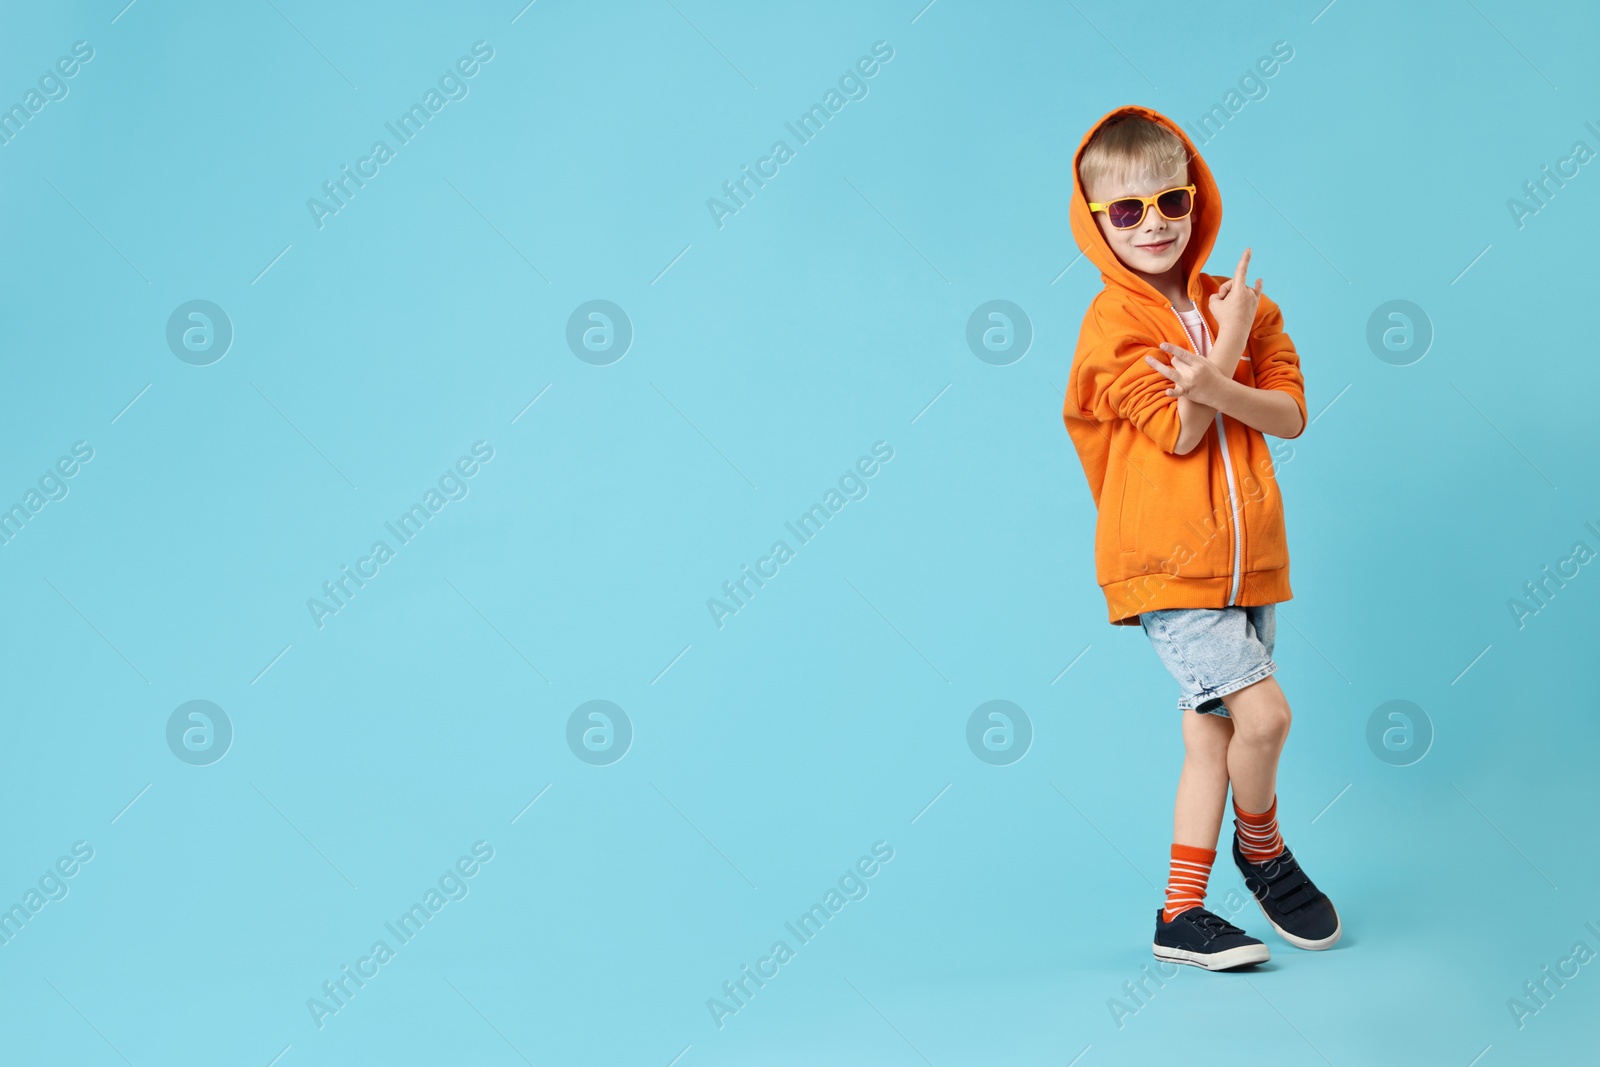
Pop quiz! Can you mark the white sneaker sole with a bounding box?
[1152,941,1271,971]
[1249,893,1342,951]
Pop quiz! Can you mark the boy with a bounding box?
[1061,106,1340,969]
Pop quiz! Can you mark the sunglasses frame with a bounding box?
[1087,184,1197,230]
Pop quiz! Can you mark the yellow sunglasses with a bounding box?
[1087,185,1196,229]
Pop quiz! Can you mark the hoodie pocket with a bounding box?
[1240,438,1290,571]
[1116,470,1143,552]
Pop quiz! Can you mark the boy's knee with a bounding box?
[1260,704,1292,745]
[1185,733,1230,765]
[1227,686,1291,746]
[1244,705,1290,747]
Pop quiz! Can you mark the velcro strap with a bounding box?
[1275,883,1320,912]
[1266,875,1309,903]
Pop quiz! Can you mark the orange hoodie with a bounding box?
[1062,105,1308,627]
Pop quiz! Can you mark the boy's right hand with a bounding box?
[1208,248,1263,342]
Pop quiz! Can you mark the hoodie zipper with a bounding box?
[1171,304,1242,607]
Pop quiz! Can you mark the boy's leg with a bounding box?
[1161,710,1232,922]
[1174,709,1233,847]
[1154,707,1271,969]
[1220,674,1342,949]
[1220,674,1292,817]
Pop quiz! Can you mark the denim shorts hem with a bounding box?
[1180,659,1278,716]
[1141,604,1278,720]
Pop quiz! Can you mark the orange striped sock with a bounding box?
[1162,843,1216,922]
[1233,795,1285,863]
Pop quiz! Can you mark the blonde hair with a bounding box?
[1078,114,1190,201]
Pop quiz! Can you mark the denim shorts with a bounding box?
[1138,605,1277,717]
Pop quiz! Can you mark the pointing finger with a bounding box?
[1235,247,1251,285]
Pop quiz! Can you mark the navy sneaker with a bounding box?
[1153,906,1270,970]
[1232,836,1341,950]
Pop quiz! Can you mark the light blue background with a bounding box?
[2,1,1597,1064]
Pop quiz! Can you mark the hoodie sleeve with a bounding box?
[1248,292,1307,439]
[1069,300,1184,454]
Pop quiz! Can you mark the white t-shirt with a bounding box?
[1175,306,1210,357]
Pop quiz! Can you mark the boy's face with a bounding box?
[1088,166,1192,281]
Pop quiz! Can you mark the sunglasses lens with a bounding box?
[1156,187,1192,220]
[1107,199,1146,228]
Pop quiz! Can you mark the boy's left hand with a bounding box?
[1146,344,1230,407]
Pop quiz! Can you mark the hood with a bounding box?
[1069,105,1220,307]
